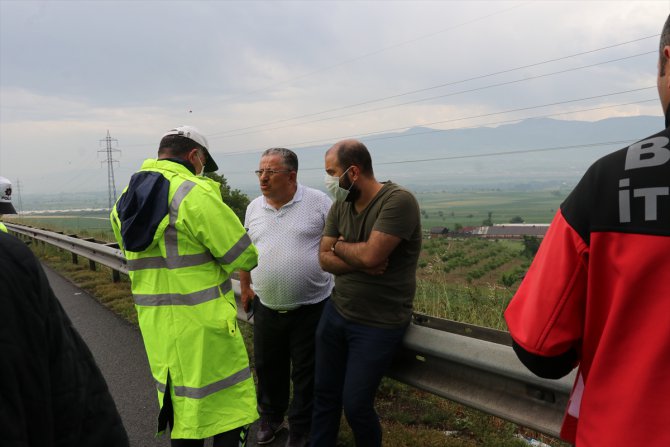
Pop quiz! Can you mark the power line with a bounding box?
[195,1,531,110]
[361,98,658,145]
[208,34,659,137]
[220,98,658,177]
[121,37,658,151]
[225,137,638,176]
[211,51,655,140]
[22,147,104,196]
[219,87,656,155]
[219,98,658,174]
[296,139,637,172]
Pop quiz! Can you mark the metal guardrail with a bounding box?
[5,222,572,439]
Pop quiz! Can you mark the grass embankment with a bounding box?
[25,234,566,447]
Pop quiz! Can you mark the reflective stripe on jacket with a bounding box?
[110,159,259,439]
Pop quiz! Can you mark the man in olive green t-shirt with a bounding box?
[311,139,421,447]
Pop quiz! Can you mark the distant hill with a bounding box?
[219,115,662,195]
[20,115,662,210]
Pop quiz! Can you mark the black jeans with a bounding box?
[310,300,407,447]
[253,297,327,434]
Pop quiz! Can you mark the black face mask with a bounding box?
[340,173,361,203]
[666,103,670,129]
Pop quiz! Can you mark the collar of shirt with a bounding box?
[143,158,196,176]
[261,183,304,210]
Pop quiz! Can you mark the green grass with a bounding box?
[417,189,567,229]
[7,213,115,241]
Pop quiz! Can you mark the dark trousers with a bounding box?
[310,300,407,447]
[253,297,327,434]
[170,426,248,447]
[166,383,249,447]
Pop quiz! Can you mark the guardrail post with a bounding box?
[89,259,96,271]
[111,269,120,283]
[72,252,78,264]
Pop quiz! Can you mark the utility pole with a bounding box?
[15,178,23,214]
[99,130,121,210]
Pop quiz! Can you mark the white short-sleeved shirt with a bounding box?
[244,184,333,310]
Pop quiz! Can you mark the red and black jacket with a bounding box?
[505,125,670,446]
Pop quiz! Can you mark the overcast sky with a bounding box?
[1,0,668,196]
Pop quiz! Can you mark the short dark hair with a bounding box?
[158,135,204,158]
[261,147,298,172]
[660,14,670,76]
[335,140,373,176]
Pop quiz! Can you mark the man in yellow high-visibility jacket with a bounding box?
[111,126,259,447]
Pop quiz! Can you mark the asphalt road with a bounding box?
[45,265,288,447]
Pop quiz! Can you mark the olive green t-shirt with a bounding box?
[323,182,422,328]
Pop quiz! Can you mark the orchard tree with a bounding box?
[482,211,494,226]
[521,235,541,258]
[205,172,250,222]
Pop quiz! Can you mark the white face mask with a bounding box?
[324,166,353,201]
[196,154,206,177]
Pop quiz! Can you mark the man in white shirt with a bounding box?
[240,148,333,447]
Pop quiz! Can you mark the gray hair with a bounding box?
[262,147,298,172]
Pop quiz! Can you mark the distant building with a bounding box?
[472,224,549,239]
[429,226,449,238]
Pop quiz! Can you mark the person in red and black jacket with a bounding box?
[0,231,129,447]
[505,15,670,447]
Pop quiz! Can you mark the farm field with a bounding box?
[7,188,569,239]
[416,188,569,229]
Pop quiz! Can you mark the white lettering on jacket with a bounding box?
[625,137,670,170]
[619,179,669,223]
[619,137,670,223]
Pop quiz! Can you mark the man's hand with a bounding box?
[241,286,255,313]
[238,270,255,312]
[362,258,388,276]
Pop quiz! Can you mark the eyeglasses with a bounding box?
[254,169,291,177]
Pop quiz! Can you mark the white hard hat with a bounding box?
[0,176,17,214]
[161,125,219,172]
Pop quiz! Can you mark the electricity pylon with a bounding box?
[99,130,121,210]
